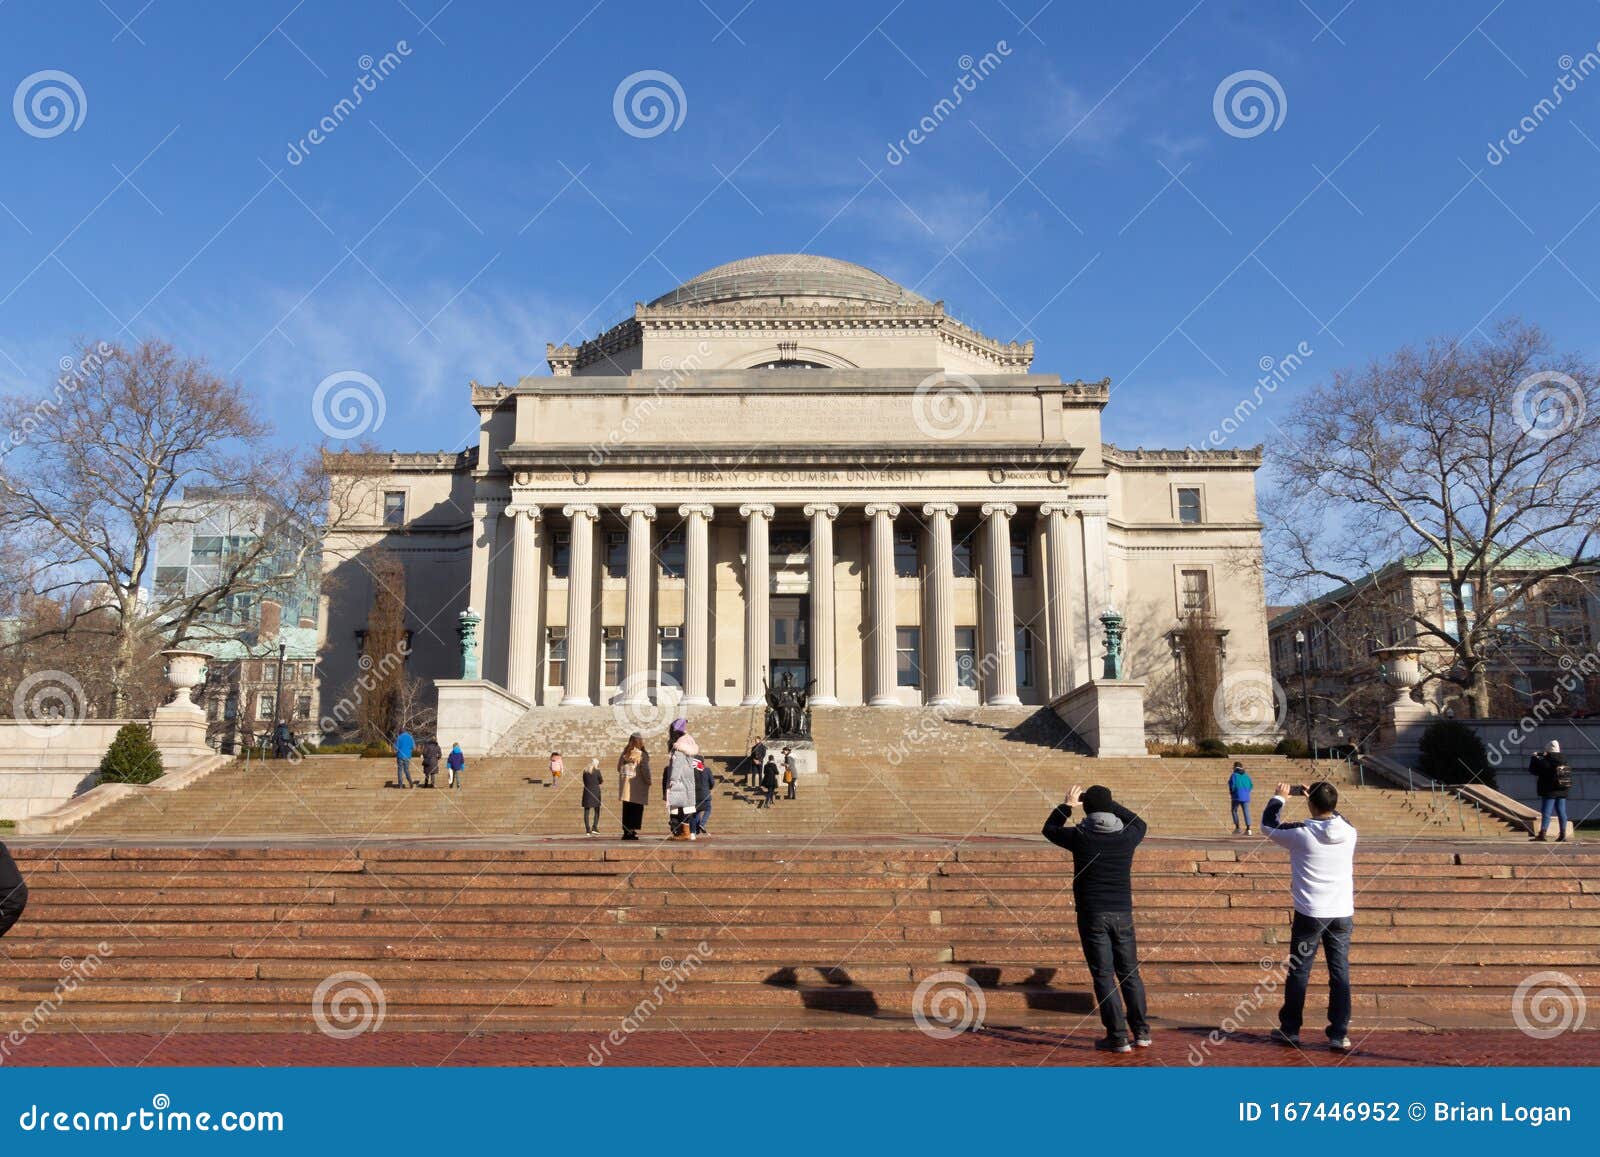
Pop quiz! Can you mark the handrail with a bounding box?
[1358,751,1537,834]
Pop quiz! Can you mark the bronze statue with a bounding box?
[763,671,813,739]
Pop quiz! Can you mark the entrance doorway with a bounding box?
[770,594,810,691]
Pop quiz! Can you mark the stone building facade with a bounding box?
[321,255,1271,747]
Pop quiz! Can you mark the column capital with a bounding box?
[921,502,959,519]
[562,503,599,521]
[980,501,1018,519]
[803,502,840,520]
[504,502,541,521]
[1038,502,1072,518]
[620,503,657,520]
[738,502,775,520]
[863,502,901,519]
[678,502,715,519]
[1074,497,1112,519]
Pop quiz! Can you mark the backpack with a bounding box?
[1551,759,1573,792]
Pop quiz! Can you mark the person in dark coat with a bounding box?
[1533,740,1571,842]
[0,840,27,939]
[747,740,767,789]
[760,756,780,808]
[581,758,604,836]
[420,736,442,788]
[690,754,715,836]
[1042,784,1150,1053]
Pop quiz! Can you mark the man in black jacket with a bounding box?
[0,840,27,939]
[1043,783,1150,1053]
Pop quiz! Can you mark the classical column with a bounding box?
[864,503,901,706]
[981,502,1021,706]
[620,504,656,703]
[560,504,599,706]
[803,503,839,706]
[921,503,959,706]
[1040,503,1074,697]
[467,499,500,677]
[739,503,774,705]
[677,503,714,706]
[504,503,542,703]
[1078,500,1111,671]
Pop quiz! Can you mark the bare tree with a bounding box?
[1268,320,1600,717]
[354,549,410,744]
[0,339,368,716]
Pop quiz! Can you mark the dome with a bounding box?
[648,253,931,309]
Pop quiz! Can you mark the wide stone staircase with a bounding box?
[58,706,1525,839]
[2,841,1594,1035]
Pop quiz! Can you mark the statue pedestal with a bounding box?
[1051,680,1151,758]
[765,738,818,775]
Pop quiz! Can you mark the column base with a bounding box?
[986,695,1023,707]
[808,696,839,707]
[868,695,902,707]
[927,695,959,707]
[559,695,593,708]
[677,696,712,708]
[740,695,764,706]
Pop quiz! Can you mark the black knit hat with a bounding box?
[1082,785,1114,814]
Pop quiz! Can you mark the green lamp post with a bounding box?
[1100,606,1125,680]
[457,608,482,680]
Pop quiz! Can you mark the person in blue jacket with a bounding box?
[394,727,416,788]
[447,743,466,790]
[1228,761,1254,835]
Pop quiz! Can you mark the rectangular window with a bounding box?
[605,532,628,578]
[1177,487,1202,524]
[1180,569,1211,616]
[659,631,684,686]
[952,536,975,579]
[257,694,275,721]
[894,529,919,578]
[1439,582,1475,638]
[1010,528,1028,577]
[192,535,223,560]
[658,530,685,579]
[295,695,311,719]
[382,492,406,526]
[224,695,238,720]
[896,627,921,688]
[1016,625,1035,687]
[603,629,624,686]
[547,627,567,687]
[551,532,571,580]
[955,626,978,689]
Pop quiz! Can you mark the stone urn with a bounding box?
[160,648,210,711]
[1373,645,1427,700]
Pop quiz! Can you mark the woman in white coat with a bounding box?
[664,719,699,841]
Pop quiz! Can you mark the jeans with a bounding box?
[786,781,796,799]
[691,798,712,834]
[1279,911,1353,1039]
[1077,910,1148,1044]
[583,806,601,833]
[1540,797,1570,835]
[1231,800,1251,829]
[762,787,775,808]
[395,756,413,787]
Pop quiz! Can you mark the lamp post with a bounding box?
[272,642,287,758]
[1294,629,1315,770]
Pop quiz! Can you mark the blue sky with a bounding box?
[2,0,1598,456]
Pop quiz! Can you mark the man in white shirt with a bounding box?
[1262,781,1357,1052]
